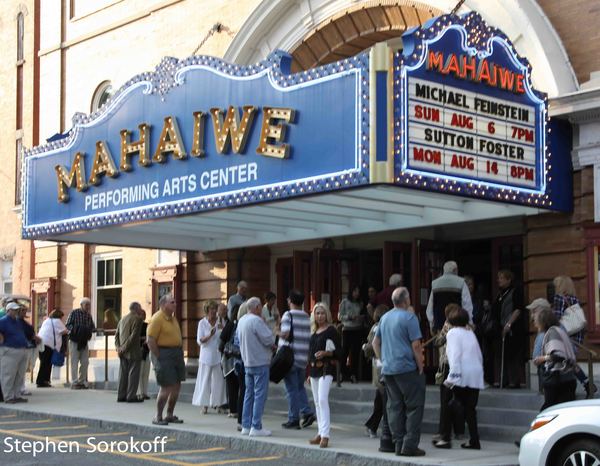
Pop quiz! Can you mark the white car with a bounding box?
[519,400,600,466]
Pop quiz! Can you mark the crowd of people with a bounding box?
[0,267,593,457]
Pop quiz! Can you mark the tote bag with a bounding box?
[560,303,586,335]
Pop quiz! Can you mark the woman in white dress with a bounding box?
[192,301,226,413]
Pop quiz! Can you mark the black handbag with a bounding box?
[269,312,295,383]
[541,365,575,388]
[480,310,500,338]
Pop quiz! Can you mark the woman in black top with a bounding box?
[308,302,342,449]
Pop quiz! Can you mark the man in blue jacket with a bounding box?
[0,302,30,403]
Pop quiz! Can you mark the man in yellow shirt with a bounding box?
[147,294,185,425]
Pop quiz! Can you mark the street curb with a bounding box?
[0,406,518,466]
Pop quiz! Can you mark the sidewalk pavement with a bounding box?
[0,385,520,466]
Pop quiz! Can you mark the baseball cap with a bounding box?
[6,302,22,311]
[526,298,551,311]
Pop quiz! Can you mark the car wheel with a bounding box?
[556,439,600,466]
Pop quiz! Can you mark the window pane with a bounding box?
[3,282,12,294]
[2,261,12,279]
[97,260,105,287]
[115,258,122,285]
[98,287,122,324]
[17,13,24,62]
[35,294,47,331]
[106,259,114,286]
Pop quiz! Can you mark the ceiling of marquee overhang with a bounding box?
[42,186,541,251]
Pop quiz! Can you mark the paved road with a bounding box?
[0,411,315,466]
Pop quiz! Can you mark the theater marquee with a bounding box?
[21,12,572,242]
[394,12,555,208]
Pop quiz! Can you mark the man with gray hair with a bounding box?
[228,280,248,321]
[425,261,473,333]
[375,273,403,309]
[237,296,275,437]
[373,287,425,457]
[115,302,143,402]
[66,297,95,389]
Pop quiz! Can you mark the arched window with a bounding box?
[91,80,113,112]
[17,12,24,62]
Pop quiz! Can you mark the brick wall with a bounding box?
[538,0,600,84]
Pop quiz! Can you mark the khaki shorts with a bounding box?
[151,347,185,386]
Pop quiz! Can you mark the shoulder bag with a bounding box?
[560,303,587,335]
[269,312,295,383]
[50,319,65,367]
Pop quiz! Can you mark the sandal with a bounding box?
[152,418,168,426]
[165,415,183,424]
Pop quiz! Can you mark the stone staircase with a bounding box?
[171,379,544,442]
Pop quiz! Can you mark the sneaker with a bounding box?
[281,420,301,429]
[301,414,316,428]
[241,427,250,435]
[249,428,272,437]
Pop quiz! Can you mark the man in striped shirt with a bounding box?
[279,289,316,429]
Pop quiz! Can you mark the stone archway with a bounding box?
[289,3,442,72]
[225,0,578,97]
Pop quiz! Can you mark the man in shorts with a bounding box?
[146,294,185,425]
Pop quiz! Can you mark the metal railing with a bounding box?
[572,340,597,399]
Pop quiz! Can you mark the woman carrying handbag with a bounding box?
[36,309,68,387]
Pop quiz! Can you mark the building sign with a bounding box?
[394,12,555,208]
[21,12,572,241]
[22,52,369,238]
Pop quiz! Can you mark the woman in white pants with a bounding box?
[192,301,226,413]
[308,302,342,448]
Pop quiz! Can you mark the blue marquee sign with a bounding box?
[393,12,563,209]
[22,51,370,238]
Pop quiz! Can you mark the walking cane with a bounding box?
[500,334,506,389]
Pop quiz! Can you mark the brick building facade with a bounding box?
[3,0,600,362]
